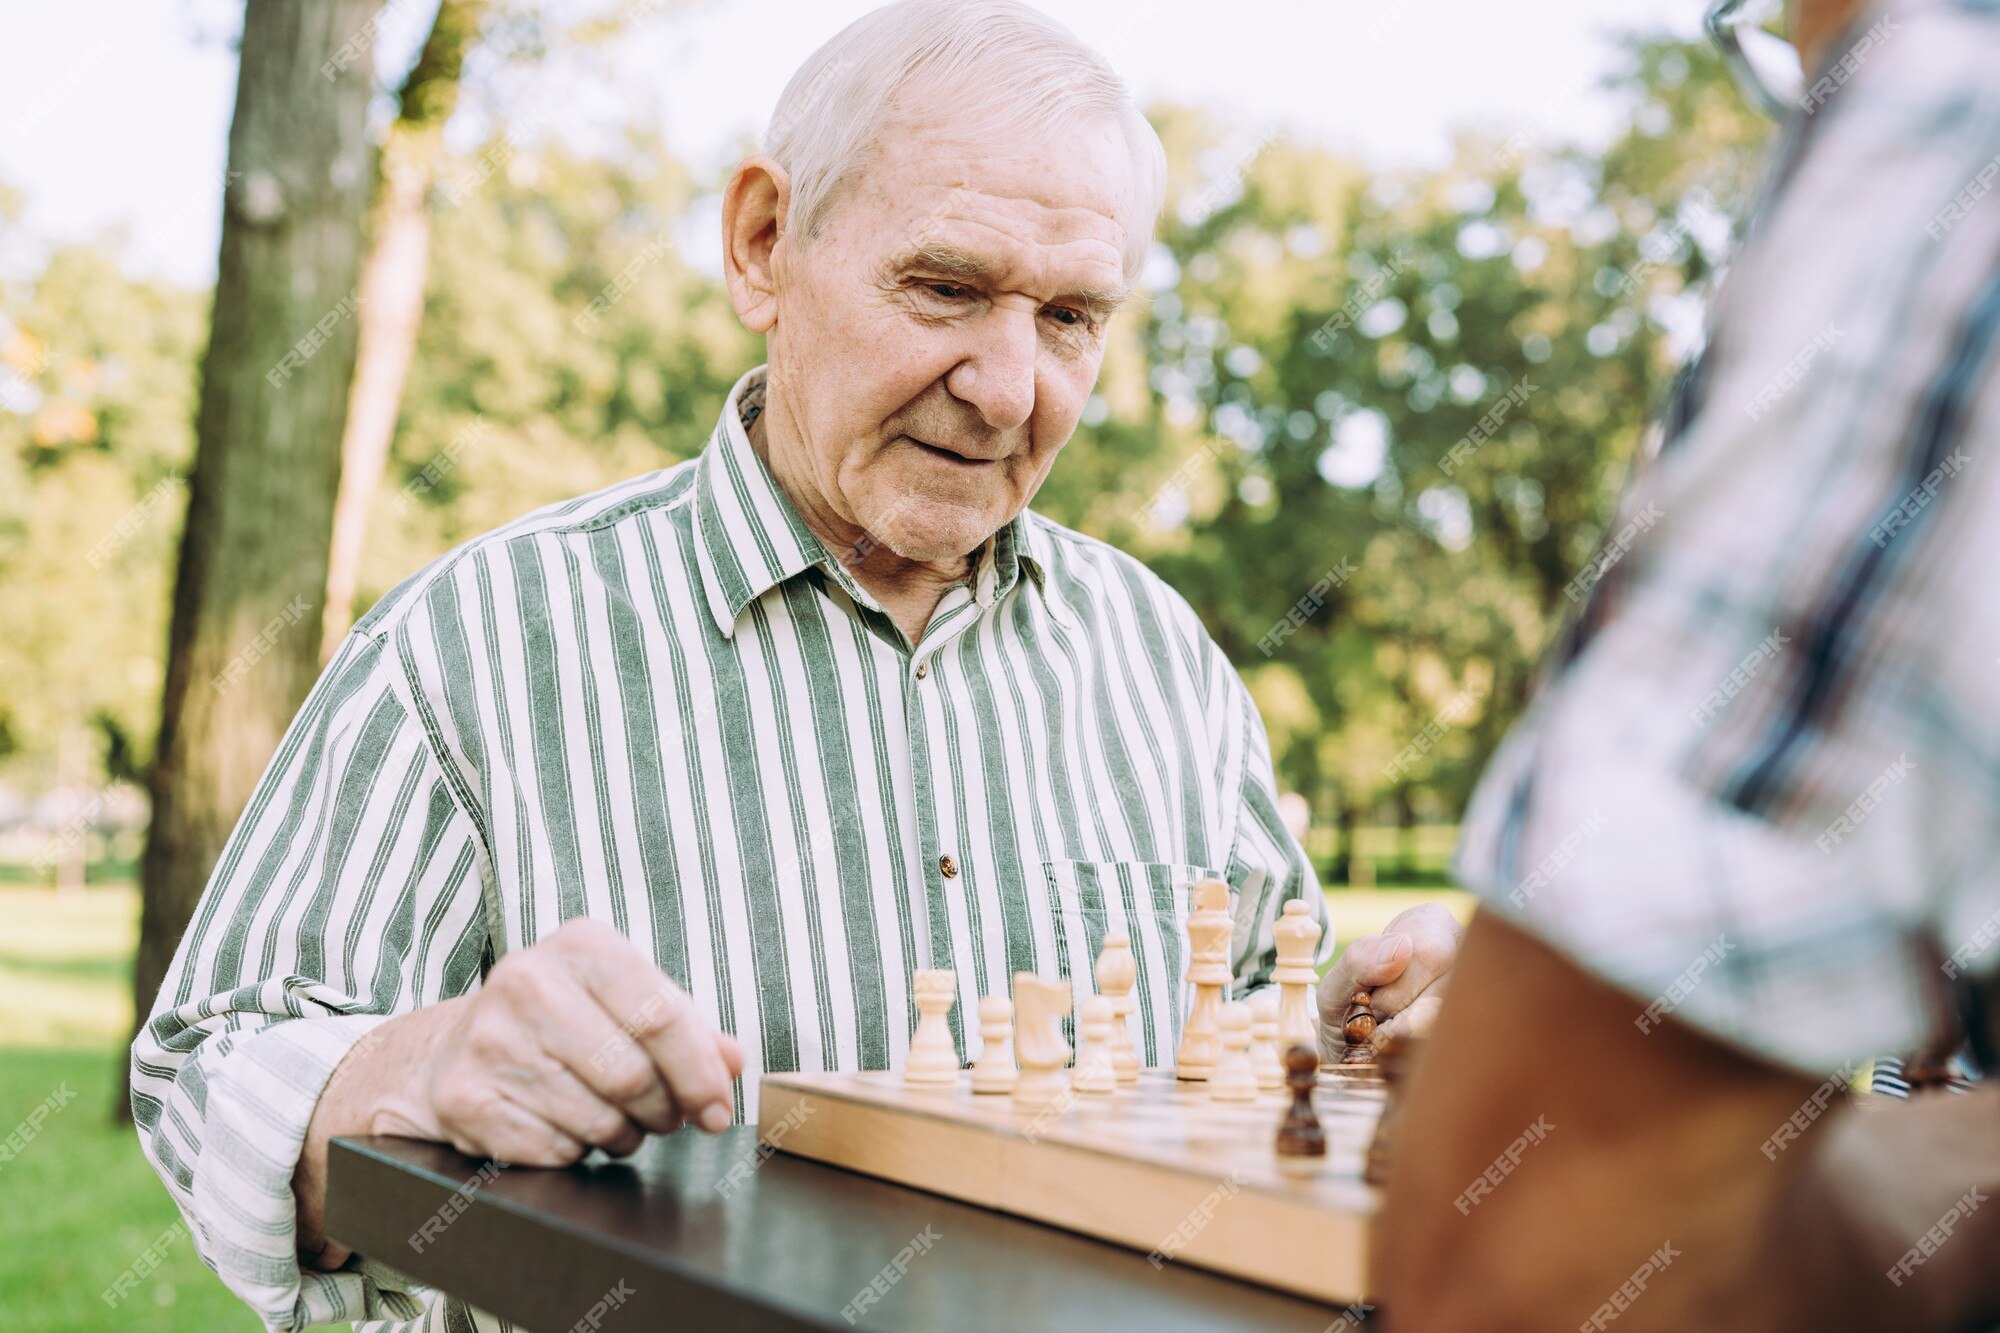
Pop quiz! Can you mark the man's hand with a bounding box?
[381,918,745,1162]
[294,918,744,1267]
[1315,901,1461,1060]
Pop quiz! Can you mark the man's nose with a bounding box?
[943,306,1037,433]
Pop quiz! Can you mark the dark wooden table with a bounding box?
[328,1129,1358,1332]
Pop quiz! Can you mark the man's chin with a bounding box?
[861,495,1006,565]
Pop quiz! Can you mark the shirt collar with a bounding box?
[693,366,1047,639]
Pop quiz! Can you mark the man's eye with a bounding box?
[927,283,970,300]
[1046,307,1085,327]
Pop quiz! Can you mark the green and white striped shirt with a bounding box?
[131,365,1327,1332]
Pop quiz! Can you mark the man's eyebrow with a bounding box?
[885,241,1133,320]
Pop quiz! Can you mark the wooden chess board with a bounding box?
[757,1065,1383,1306]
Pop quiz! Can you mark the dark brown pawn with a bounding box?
[1340,988,1377,1066]
[1364,1030,1418,1186]
[1275,1043,1325,1160]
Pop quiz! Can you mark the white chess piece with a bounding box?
[1074,995,1118,1095]
[1273,899,1323,1054]
[905,969,959,1087]
[1094,929,1140,1081]
[970,995,1018,1094]
[1208,1001,1256,1102]
[1175,878,1234,1081]
[1250,990,1283,1091]
[1012,973,1073,1108]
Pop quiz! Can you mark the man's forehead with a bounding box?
[870,112,1135,206]
[888,200,1136,304]
[852,125,1136,281]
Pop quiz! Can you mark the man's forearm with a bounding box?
[1373,912,1820,1329]
[1764,1085,2000,1330]
[292,998,465,1267]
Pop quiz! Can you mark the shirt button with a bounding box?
[915,660,929,679]
[938,854,959,878]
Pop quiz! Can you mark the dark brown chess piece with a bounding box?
[1364,1029,1417,1187]
[1903,1053,1955,1091]
[1340,988,1378,1066]
[1275,1043,1326,1169]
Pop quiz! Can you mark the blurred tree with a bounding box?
[126,0,379,1121]
[0,241,203,884]
[345,124,760,616]
[321,0,491,658]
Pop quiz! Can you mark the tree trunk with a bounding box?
[55,721,89,898]
[321,0,487,659]
[1393,787,1417,881]
[124,0,377,1123]
[1331,791,1356,888]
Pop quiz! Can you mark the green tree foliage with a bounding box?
[1061,36,1772,847]
[0,243,205,782]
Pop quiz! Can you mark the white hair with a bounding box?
[762,0,1167,282]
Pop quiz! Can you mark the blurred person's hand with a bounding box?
[1315,902,1461,1060]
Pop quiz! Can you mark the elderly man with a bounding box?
[131,3,1451,1329]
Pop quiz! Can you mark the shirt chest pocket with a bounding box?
[1039,858,1220,1070]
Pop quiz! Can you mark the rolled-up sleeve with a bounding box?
[130,627,492,1331]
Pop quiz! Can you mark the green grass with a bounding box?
[0,1047,268,1332]
[0,883,342,1331]
[0,888,138,1049]
[0,874,1466,1330]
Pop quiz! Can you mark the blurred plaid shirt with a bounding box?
[1457,0,2000,1077]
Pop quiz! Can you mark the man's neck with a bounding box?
[746,394,974,646]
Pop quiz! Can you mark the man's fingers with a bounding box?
[523,975,683,1134]
[1358,932,1416,986]
[1317,931,1414,1028]
[717,1030,747,1080]
[1362,903,1462,1018]
[1372,992,1446,1048]
[446,1088,583,1168]
[1317,903,1465,1043]
[498,1057,648,1158]
[560,924,738,1132]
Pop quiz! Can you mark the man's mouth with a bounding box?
[905,434,1002,468]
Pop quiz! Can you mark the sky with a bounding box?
[0,0,1702,289]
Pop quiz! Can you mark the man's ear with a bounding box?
[722,154,790,335]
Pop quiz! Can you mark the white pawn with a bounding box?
[1074,995,1118,1095]
[1250,990,1284,1092]
[1208,1001,1256,1102]
[1094,929,1140,1081]
[905,969,959,1087]
[970,995,1018,1095]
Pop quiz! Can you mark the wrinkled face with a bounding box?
[765,115,1139,563]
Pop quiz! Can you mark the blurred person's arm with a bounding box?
[1768,1064,2000,1330]
[1374,3,2000,1326]
[1375,911,2000,1330]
